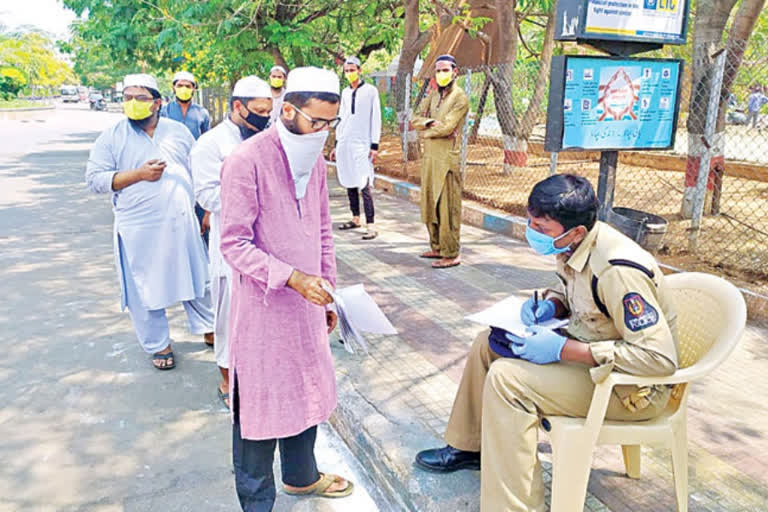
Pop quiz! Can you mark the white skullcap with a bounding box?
[172,71,196,84]
[344,56,361,67]
[124,73,159,92]
[232,76,271,98]
[285,67,340,95]
[270,65,287,75]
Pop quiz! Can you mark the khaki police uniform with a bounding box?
[442,221,679,512]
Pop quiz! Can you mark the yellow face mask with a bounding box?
[345,71,359,84]
[435,71,454,87]
[175,85,194,101]
[270,77,284,89]
[123,98,155,120]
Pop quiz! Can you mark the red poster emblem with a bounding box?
[597,68,640,121]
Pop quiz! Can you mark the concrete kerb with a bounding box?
[371,173,768,322]
[329,373,482,512]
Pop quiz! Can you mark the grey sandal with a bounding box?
[152,351,176,370]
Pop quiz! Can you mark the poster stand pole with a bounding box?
[597,150,618,221]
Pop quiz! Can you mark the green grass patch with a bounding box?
[0,99,52,109]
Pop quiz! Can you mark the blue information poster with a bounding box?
[561,56,682,150]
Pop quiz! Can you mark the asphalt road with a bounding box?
[0,102,389,512]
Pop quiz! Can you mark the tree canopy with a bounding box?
[62,0,409,88]
[0,29,74,97]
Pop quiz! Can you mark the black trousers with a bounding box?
[347,185,375,224]
[232,378,320,512]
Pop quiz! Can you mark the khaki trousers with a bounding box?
[444,329,669,512]
[427,171,462,258]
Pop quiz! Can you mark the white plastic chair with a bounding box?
[543,272,747,512]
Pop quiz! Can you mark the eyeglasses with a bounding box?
[286,102,340,130]
[123,94,154,102]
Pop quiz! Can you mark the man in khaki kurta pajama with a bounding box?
[415,174,679,511]
[412,54,469,269]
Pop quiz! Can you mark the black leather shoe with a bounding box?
[414,445,480,472]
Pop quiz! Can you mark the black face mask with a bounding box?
[238,124,259,140]
[239,109,270,132]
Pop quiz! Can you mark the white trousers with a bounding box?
[119,236,214,354]
[211,275,231,369]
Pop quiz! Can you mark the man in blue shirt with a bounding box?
[161,71,213,250]
[161,71,211,139]
[747,85,768,128]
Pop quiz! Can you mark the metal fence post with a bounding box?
[549,152,558,176]
[401,73,411,175]
[689,50,727,252]
[459,68,473,180]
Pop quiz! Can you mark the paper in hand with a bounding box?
[323,283,397,355]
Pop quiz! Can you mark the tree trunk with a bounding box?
[488,0,519,174]
[268,45,289,70]
[681,0,738,218]
[395,0,430,160]
[507,8,556,171]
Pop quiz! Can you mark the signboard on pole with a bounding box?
[545,55,683,151]
[555,0,689,46]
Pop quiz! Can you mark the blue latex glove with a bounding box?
[520,297,557,326]
[505,326,567,365]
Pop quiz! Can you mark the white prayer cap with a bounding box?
[344,56,361,67]
[285,67,340,95]
[123,73,159,92]
[270,65,287,75]
[232,76,271,98]
[172,70,196,85]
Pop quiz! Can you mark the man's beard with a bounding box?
[176,96,191,104]
[282,115,303,135]
[128,112,157,131]
[438,81,454,94]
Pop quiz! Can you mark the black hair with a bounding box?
[148,88,161,100]
[283,91,340,109]
[527,174,599,231]
[230,96,250,110]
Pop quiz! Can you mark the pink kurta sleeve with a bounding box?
[318,161,337,288]
[220,151,294,303]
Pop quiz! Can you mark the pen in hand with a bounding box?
[533,290,539,325]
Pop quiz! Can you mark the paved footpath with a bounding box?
[326,175,768,512]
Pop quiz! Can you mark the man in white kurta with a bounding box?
[190,76,273,405]
[268,65,287,125]
[332,56,381,240]
[86,73,213,370]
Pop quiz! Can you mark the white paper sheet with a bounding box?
[337,284,397,335]
[466,295,568,337]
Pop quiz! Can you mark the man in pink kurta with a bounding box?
[220,67,354,511]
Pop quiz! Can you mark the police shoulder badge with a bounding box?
[622,292,659,332]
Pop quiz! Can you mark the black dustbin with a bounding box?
[608,207,668,252]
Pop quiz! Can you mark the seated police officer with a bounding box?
[415,174,679,512]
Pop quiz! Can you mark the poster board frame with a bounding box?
[544,55,685,152]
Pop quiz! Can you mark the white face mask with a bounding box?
[276,119,329,199]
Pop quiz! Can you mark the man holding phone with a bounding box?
[86,73,214,371]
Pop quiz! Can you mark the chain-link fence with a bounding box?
[377,38,768,289]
